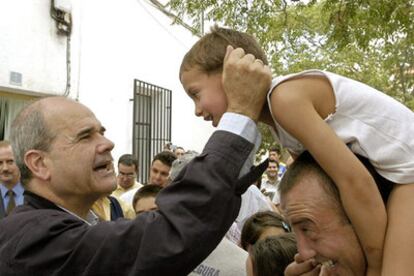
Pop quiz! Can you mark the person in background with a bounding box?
[112,154,143,198]
[268,146,287,179]
[240,211,290,251]
[121,150,177,207]
[91,194,135,221]
[0,140,23,219]
[174,146,185,160]
[261,159,280,205]
[168,151,199,181]
[132,184,161,215]
[246,233,297,276]
[163,142,173,152]
[149,151,176,187]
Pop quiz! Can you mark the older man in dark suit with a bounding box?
[0,140,23,219]
[0,48,271,275]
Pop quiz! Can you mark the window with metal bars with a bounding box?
[133,79,172,184]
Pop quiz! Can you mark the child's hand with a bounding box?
[222,45,272,122]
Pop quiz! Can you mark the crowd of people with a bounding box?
[0,25,413,276]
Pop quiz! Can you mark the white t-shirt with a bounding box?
[268,70,414,183]
[236,185,274,231]
[261,180,280,204]
[119,187,139,209]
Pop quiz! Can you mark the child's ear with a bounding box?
[24,150,51,181]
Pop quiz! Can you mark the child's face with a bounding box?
[180,68,228,127]
[134,196,158,215]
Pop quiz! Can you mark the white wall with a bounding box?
[0,0,215,162]
[0,0,69,94]
[73,0,215,160]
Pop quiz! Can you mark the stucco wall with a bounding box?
[0,0,215,167]
[0,0,71,95]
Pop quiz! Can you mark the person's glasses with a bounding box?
[118,172,136,178]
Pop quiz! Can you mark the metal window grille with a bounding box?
[0,97,8,140]
[133,79,172,184]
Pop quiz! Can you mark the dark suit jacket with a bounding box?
[0,194,5,219]
[0,130,259,276]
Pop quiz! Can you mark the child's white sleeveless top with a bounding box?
[267,69,414,183]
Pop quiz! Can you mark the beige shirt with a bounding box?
[111,181,143,199]
[91,196,136,221]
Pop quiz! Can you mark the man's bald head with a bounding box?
[10,97,80,184]
[279,151,348,222]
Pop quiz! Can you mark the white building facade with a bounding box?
[0,0,214,174]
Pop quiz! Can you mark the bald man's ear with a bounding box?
[24,150,51,181]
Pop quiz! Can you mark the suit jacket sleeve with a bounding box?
[58,130,254,275]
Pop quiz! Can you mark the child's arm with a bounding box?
[270,76,385,275]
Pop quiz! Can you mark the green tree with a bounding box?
[167,0,414,158]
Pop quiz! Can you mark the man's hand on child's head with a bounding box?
[222,45,272,122]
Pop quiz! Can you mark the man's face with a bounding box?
[281,175,366,275]
[266,161,279,180]
[174,148,185,159]
[0,145,20,187]
[181,68,228,127]
[268,150,279,162]
[117,163,136,189]
[134,196,158,215]
[43,99,116,200]
[149,160,170,187]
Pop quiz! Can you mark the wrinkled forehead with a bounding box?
[0,145,13,154]
[0,146,15,160]
[44,98,92,116]
[280,177,328,210]
[42,98,99,131]
[269,150,278,155]
[267,162,278,168]
[118,163,137,172]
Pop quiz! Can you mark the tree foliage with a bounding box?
[167,0,414,159]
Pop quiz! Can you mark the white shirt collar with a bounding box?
[57,205,99,226]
